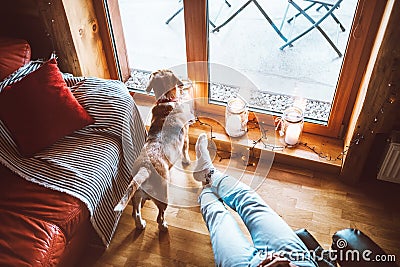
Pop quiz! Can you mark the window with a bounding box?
[102,0,386,138]
[118,0,188,91]
[208,0,358,126]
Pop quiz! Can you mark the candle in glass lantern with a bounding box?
[281,106,304,147]
[284,123,302,145]
[225,97,248,137]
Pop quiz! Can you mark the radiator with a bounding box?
[377,132,400,184]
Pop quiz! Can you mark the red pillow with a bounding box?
[0,37,31,80]
[0,58,94,157]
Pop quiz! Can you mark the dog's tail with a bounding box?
[114,167,150,212]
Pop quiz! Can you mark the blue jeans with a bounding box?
[199,171,317,267]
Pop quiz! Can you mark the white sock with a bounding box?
[193,133,215,182]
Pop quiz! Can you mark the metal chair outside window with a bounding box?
[211,0,288,43]
[280,0,345,57]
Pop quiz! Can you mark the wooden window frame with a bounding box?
[98,0,387,138]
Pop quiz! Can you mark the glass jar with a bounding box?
[280,106,304,147]
[225,97,248,137]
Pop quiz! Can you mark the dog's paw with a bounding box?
[158,221,168,232]
[135,219,147,230]
[182,157,190,165]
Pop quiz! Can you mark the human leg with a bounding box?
[194,134,317,267]
[199,188,258,266]
[212,175,316,266]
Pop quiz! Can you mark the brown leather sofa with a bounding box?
[0,37,101,266]
[0,165,99,267]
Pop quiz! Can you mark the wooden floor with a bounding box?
[84,150,400,267]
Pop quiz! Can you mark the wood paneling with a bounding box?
[341,0,400,183]
[38,0,110,78]
[183,0,208,65]
[342,0,388,135]
[183,0,208,99]
[61,0,110,78]
[93,0,130,81]
[37,0,81,75]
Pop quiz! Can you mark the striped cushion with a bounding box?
[0,60,44,91]
[0,58,85,92]
[63,75,85,88]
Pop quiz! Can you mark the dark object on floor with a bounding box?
[295,228,398,267]
[295,228,336,267]
[332,228,398,267]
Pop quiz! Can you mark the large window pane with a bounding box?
[208,0,358,125]
[118,0,187,93]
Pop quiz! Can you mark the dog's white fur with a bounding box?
[130,70,190,231]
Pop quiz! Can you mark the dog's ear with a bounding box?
[146,71,157,94]
[146,70,183,99]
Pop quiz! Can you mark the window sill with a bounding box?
[133,94,343,175]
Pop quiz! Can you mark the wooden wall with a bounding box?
[341,0,400,183]
[93,0,130,81]
[36,0,81,75]
[37,0,110,78]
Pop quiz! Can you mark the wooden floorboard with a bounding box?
[83,150,400,266]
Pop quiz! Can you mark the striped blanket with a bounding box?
[0,77,146,246]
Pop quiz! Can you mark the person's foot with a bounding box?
[193,133,215,184]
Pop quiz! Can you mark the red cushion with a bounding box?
[0,58,94,157]
[0,37,31,80]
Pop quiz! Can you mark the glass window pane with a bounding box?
[118,0,187,93]
[208,0,358,125]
